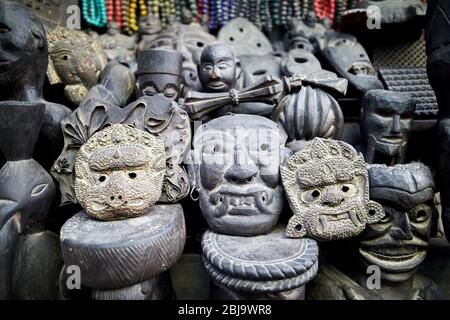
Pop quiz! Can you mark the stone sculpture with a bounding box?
[47,26,108,106]
[308,162,440,300]
[281,138,384,241]
[52,95,191,206]
[187,114,291,236]
[97,21,137,65]
[284,12,329,53]
[0,102,61,299]
[360,89,415,165]
[0,1,71,168]
[320,31,384,94]
[74,124,166,221]
[136,49,184,101]
[137,14,162,52]
[143,21,216,91]
[202,226,319,300]
[273,49,345,152]
[61,204,185,300]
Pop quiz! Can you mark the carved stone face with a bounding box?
[138,15,162,36]
[360,163,435,282]
[198,43,237,93]
[321,32,383,93]
[0,1,46,86]
[136,50,183,101]
[147,24,216,91]
[361,90,415,163]
[281,138,384,241]
[47,26,108,104]
[188,114,289,236]
[74,124,166,221]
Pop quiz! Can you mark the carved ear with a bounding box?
[366,200,385,224]
[47,58,62,85]
[285,214,307,238]
[30,23,46,51]
[185,149,199,187]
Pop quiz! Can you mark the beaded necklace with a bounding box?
[105,0,123,27]
[82,0,107,28]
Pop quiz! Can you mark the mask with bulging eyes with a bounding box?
[281,138,384,241]
[74,124,166,221]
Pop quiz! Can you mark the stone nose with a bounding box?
[224,164,258,184]
[320,187,345,207]
[390,211,413,240]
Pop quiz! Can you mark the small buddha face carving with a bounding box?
[281,138,384,241]
[198,43,237,92]
[322,32,383,93]
[361,90,415,162]
[74,124,166,221]
[360,163,435,282]
[188,115,290,236]
[47,27,108,104]
[139,15,162,36]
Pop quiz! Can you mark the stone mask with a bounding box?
[188,114,290,236]
[136,49,183,101]
[74,124,166,221]
[47,26,108,105]
[360,163,435,282]
[361,89,415,164]
[281,138,384,240]
[198,43,237,93]
[321,32,383,93]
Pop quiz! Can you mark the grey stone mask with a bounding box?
[281,138,384,241]
[187,114,290,236]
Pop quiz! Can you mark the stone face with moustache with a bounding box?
[188,114,291,236]
[360,163,436,283]
[360,89,415,165]
[281,138,384,241]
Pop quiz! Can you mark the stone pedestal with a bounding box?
[201,226,319,300]
[60,204,186,300]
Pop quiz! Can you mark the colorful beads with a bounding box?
[82,0,107,27]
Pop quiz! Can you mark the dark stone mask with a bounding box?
[188,114,290,236]
[321,32,383,93]
[361,89,415,164]
[360,162,435,282]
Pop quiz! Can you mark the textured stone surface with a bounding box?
[281,138,384,240]
[201,227,319,294]
[61,204,186,289]
[74,124,166,220]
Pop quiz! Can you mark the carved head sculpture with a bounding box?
[0,1,47,100]
[281,138,384,240]
[188,114,290,236]
[198,42,237,93]
[98,21,137,63]
[360,163,435,282]
[146,23,216,90]
[74,124,166,220]
[47,26,108,105]
[361,90,415,164]
[139,14,162,37]
[136,49,183,101]
[321,32,383,93]
[239,54,282,82]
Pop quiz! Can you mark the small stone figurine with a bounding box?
[281,138,384,241]
[97,21,137,65]
[60,124,186,300]
[0,102,61,299]
[360,90,415,165]
[0,1,71,168]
